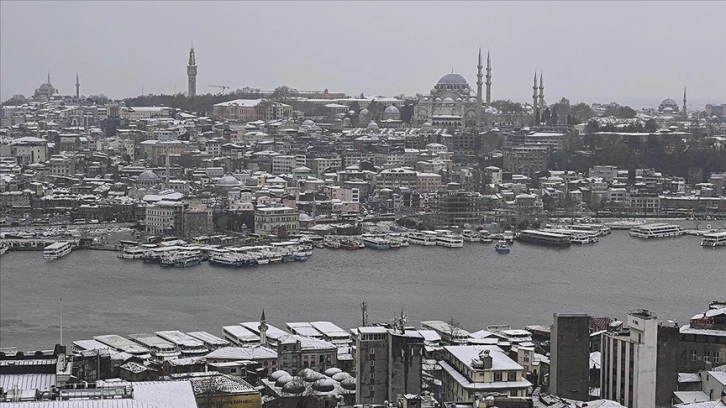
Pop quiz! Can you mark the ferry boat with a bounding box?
[340,240,359,250]
[209,252,243,267]
[462,229,480,242]
[43,241,73,260]
[503,230,515,243]
[160,250,203,268]
[408,231,438,246]
[700,231,726,247]
[606,219,647,230]
[494,240,510,254]
[117,247,146,260]
[516,230,571,247]
[362,234,391,250]
[478,230,493,243]
[629,223,684,239]
[434,230,464,248]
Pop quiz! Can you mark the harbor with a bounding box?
[1,225,723,351]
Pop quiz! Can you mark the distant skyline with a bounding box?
[1,1,725,108]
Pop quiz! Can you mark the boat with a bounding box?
[606,219,646,230]
[340,240,359,250]
[160,249,203,268]
[117,247,146,260]
[503,230,514,243]
[324,240,341,249]
[282,254,297,263]
[268,254,283,264]
[462,229,480,242]
[494,240,510,254]
[434,230,464,248]
[408,231,438,246]
[296,255,308,261]
[629,223,684,239]
[516,230,571,247]
[0,245,8,256]
[362,234,391,250]
[209,252,243,267]
[700,231,726,247]
[43,241,73,260]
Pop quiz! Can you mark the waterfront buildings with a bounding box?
[254,206,300,236]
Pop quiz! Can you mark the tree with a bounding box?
[644,118,658,133]
[550,97,570,125]
[490,99,524,114]
[570,102,595,124]
[2,94,28,106]
[272,85,297,102]
[615,106,637,119]
[87,94,110,105]
[446,316,462,343]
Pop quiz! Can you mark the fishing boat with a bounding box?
[494,240,510,254]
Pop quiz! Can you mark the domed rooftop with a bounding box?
[660,98,678,107]
[384,105,400,114]
[421,121,432,128]
[331,372,352,382]
[218,175,241,186]
[437,73,469,86]
[300,368,325,382]
[281,378,305,394]
[137,170,159,182]
[443,97,454,102]
[275,374,294,387]
[270,370,289,381]
[312,378,336,393]
[367,120,379,130]
[301,119,315,127]
[340,377,356,391]
[324,368,342,377]
[359,108,369,115]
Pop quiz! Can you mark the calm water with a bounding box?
[1,227,724,350]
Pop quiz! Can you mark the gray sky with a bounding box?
[1,1,725,108]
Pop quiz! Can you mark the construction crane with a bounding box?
[207,85,230,94]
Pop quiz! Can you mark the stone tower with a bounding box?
[683,86,687,116]
[258,309,268,347]
[538,72,545,108]
[187,45,197,97]
[75,73,80,100]
[485,51,492,105]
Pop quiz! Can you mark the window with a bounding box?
[494,372,502,381]
[508,372,516,381]
[691,350,697,361]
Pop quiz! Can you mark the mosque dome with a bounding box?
[137,170,159,182]
[282,379,306,394]
[270,370,289,381]
[340,377,356,391]
[658,98,679,112]
[324,368,342,377]
[437,73,469,86]
[300,368,325,382]
[367,120,379,130]
[312,378,336,392]
[468,97,478,103]
[275,374,294,387]
[359,108,369,115]
[384,105,400,114]
[421,121,432,128]
[443,97,454,102]
[301,119,316,128]
[331,372,352,382]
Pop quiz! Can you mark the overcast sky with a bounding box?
[1,1,725,108]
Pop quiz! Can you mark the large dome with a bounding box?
[137,170,159,182]
[437,73,469,86]
[384,105,400,114]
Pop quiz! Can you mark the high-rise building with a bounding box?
[550,314,592,400]
[600,309,679,408]
[187,45,197,97]
[355,324,424,404]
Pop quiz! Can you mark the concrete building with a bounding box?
[212,99,293,122]
[600,309,679,408]
[551,314,592,400]
[145,200,184,236]
[503,146,549,178]
[254,206,299,236]
[680,302,726,373]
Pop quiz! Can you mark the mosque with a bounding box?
[414,49,492,128]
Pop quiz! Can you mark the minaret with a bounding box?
[538,72,545,108]
[533,71,539,123]
[258,309,268,347]
[75,73,80,100]
[476,48,483,127]
[187,44,197,97]
[485,51,492,105]
[47,71,51,85]
[683,86,687,116]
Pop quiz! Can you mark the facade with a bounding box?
[145,201,184,236]
[212,99,293,122]
[439,345,532,402]
[600,309,679,408]
[428,190,485,227]
[503,146,549,178]
[550,314,592,400]
[680,303,726,373]
[254,207,300,236]
[276,334,338,375]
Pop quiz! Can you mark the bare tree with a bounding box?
[446,316,462,344]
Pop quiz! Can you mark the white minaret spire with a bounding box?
[75,72,80,100]
[533,71,539,122]
[187,43,197,97]
[539,71,545,108]
[683,86,687,116]
[476,48,483,127]
[485,50,492,105]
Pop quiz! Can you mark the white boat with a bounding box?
[606,219,646,230]
[462,229,480,242]
[495,240,510,254]
[408,231,438,246]
[117,247,146,259]
[434,230,464,248]
[160,249,203,268]
[503,230,514,242]
[629,223,684,239]
[44,241,73,260]
[701,231,726,247]
[0,245,7,256]
[362,234,390,250]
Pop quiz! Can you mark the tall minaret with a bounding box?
[538,72,545,108]
[485,51,492,105]
[258,309,268,347]
[476,48,483,127]
[187,44,197,97]
[75,73,80,100]
[533,71,539,123]
[47,71,51,85]
[683,86,687,116]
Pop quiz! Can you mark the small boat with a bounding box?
[340,240,359,250]
[494,240,510,254]
[0,245,8,256]
[324,240,341,249]
[296,255,308,262]
[282,254,296,263]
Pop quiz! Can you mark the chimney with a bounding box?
[481,350,493,369]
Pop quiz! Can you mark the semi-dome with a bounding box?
[340,377,356,391]
[301,119,316,127]
[137,170,159,182]
[275,374,294,387]
[331,372,352,382]
[443,97,454,102]
[312,378,336,392]
[384,105,400,114]
[270,370,289,381]
[324,368,342,377]
[282,378,305,394]
[437,73,469,86]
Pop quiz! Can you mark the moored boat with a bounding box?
[629,223,684,239]
[700,231,726,247]
[494,240,510,254]
[362,234,391,250]
[516,230,571,247]
[44,241,73,260]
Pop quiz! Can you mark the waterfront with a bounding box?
[0,228,724,350]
